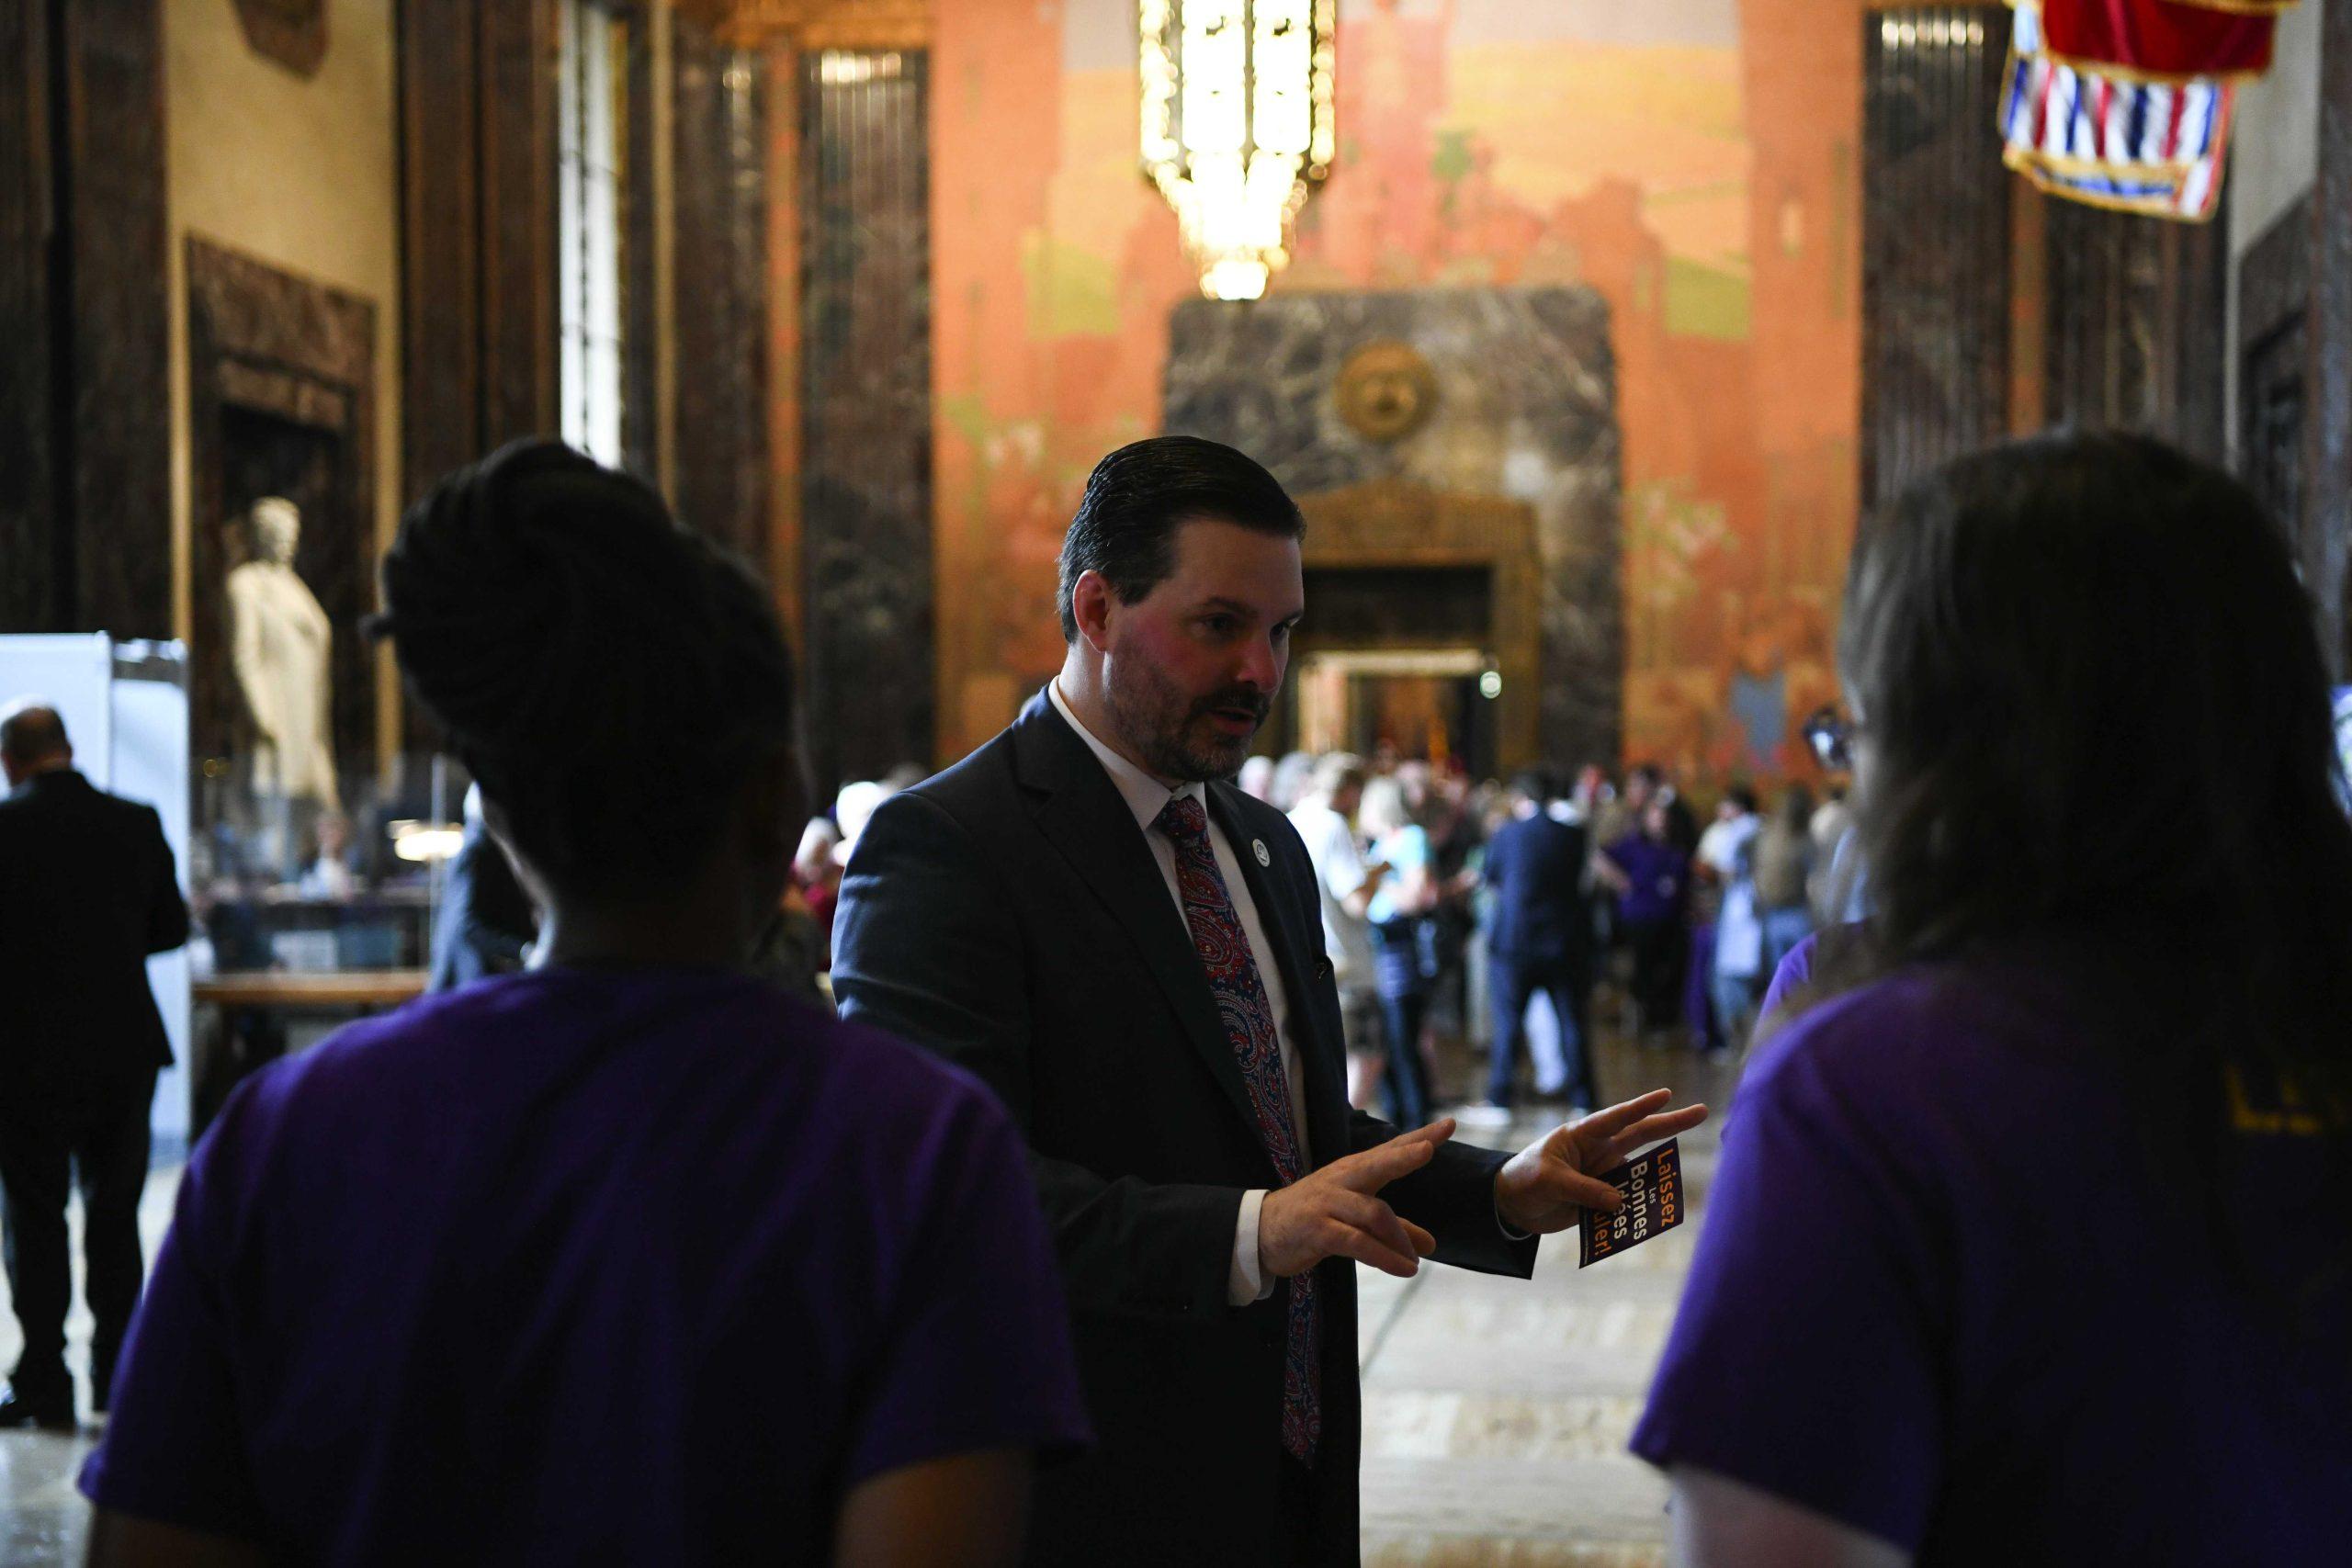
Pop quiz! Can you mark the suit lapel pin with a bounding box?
[1252,839,1271,867]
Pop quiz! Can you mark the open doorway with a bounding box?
[1293,648,1500,778]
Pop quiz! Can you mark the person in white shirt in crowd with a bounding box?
[1691,787,1762,1054]
[1707,833,1764,1058]
[1268,750,1318,814]
[1695,786,1760,885]
[1287,754,1391,1111]
[1238,754,1277,804]
[295,811,360,901]
[830,778,892,869]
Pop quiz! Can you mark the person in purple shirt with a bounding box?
[81,442,1090,1566]
[1752,925,1821,1034]
[1632,432,2352,1564]
[1598,801,1692,1037]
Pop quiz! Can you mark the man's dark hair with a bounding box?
[376,440,798,898]
[1057,436,1305,642]
[1510,768,1553,804]
[1724,784,1758,815]
[0,704,68,768]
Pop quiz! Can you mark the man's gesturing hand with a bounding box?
[1258,1119,1455,1280]
[1493,1089,1710,1236]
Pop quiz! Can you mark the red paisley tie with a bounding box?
[1154,794,1321,1464]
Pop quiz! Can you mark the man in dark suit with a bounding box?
[1481,770,1600,1115]
[834,438,1702,1565]
[0,702,188,1428]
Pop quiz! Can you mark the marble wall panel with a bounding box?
[622,10,662,484]
[397,0,481,506]
[399,0,559,508]
[69,0,173,641]
[1859,7,2012,515]
[2239,195,2310,541]
[479,0,560,450]
[0,1,57,632]
[1164,288,1623,771]
[2044,197,2228,464]
[795,49,933,792]
[672,19,770,569]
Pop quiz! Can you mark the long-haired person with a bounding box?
[1633,433,2352,1565]
[81,442,1087,1566]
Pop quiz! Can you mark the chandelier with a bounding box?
[1140,1,1336,301]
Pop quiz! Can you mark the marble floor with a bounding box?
[1358,1035,1730,1567]
[0,1033,1732,1565]
[0,1166,179,1564]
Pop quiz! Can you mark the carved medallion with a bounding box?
[234,0,330,79]
[1335,340,1437,445]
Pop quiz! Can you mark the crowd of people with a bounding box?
[1117,745,1850,1132]
[774,739,1843,1144]
[3,428,2345,1566]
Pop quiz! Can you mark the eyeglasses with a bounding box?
[1803,706,1859,773]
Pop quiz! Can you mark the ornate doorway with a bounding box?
[1265,478,1541,773]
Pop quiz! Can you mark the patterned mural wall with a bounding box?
[1860,8,2015,515]
[924,0,1868,783]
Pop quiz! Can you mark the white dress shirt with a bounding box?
[1048,681,1303,1306]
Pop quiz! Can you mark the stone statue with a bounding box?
[225,497,340,814]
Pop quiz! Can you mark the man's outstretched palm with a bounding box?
[1494,1089,1709,1236]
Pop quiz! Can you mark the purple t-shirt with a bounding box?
[1608,833,1690,926]
[1756,927,1819,1021]
[1632,953,2352,1563]
[83,968,1090,1562]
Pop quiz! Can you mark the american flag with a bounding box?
[1999,0,2234,220]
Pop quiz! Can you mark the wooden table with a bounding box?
[193,969,428,1010]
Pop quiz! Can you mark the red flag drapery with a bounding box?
[2039,0,2278,80]
[2002,0,2235,220]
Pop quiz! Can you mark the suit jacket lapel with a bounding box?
[1013,695,1262,1141]
[1207,783,1351,1161]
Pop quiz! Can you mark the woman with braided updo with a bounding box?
[81,442,1089,1566]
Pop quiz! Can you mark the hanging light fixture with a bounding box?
[1140,1,1336,301]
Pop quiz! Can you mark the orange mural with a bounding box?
[926,0,1866,784]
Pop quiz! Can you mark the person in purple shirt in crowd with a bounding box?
[80,442,1090,1566]
[1597,800,1691,1038]
[1632,432,2352,1564]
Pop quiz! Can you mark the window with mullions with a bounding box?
[558,0,628,467]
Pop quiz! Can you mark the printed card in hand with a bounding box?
[1577,1138,1685,1268]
